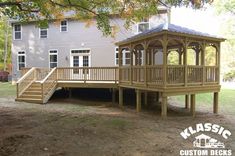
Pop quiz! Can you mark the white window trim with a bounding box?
[60,20,68,32]
[70,48,91,67]
[136,21,150,34]
[49,49,58,68]
[39,28,48,39]
[115,47,130,66]
[14,24,22,40]
[17,51,26,71]
[115,47,119,66]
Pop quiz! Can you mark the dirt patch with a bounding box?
[0,97,234,156]
[0,134,32,156]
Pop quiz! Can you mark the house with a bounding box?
[11,8,169,81]
[13,8,225,118]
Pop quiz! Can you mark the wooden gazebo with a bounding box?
[116,23,225,117]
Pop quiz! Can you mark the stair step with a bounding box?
[27,88,42,91]
[15,98,43,104]
[20,94,42,99]
[24,91,42,95]
[29,86,41,89]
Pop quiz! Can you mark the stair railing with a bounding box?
[16,67,36,98]
[40,67,57,103]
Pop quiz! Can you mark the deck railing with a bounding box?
[187,66,203,84]
[21,68,51,81]
[167,65,185,84]
[205,66,219,83]
[41,68,57,103]
[17,67,36,97]
[17,65,218,99]
[57,67,118,83]
[119,65,219,86]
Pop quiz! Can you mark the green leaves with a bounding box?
[0,0,212,36]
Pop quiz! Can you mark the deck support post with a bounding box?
[161,94,167,118]
[136,90,142,112]
[144,91,148,106]
[119,87,123,108]
[112,88,116,105]
[213,92,219,114]
[69,88,72,99]
[185,94,190,109]
[190,94,196,117]
[156,92,160,103]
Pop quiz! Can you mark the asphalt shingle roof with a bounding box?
[117,23,225,45]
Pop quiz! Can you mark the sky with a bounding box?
[171,6,221,36]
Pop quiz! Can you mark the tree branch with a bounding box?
[0,2,40,12]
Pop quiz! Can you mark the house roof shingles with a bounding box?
[116,23,225,45]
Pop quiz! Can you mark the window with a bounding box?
[60,20,68,32]
[40,28,48,38]
[71,50,90,54]
[14,24,21,40]
[49,50,58,68]
[115,47,119,65]
[115,47,130,66]
[18,51,25,70]
[137,19,150,33]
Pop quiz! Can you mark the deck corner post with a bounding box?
[119,87,123,108]
[213,92,219,114]
[136,89,142,112]
[185,94,190,109]
[190,94,196,117]
[161,94,167,118]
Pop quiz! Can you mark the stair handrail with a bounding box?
[40,67,57,102]
[16,67,36,98]
[40,67,57,84]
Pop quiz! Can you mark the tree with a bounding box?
[0,16,11,71]
[0,0,213,36]
[213,0,235,81]
[214,0,235,15]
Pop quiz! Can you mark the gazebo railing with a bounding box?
[119,65,219,86]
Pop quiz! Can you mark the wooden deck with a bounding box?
[16,66,220,117]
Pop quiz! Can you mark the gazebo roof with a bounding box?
[116,23,225,45]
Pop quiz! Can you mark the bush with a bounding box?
[223,71,235,82]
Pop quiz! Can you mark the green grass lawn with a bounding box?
[0,82,234,115]
[0,82,16,98]
[171,89,235,115]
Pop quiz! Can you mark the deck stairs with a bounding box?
[16,67,57,104]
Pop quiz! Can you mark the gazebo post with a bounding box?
[118,47,123,108]
[183,39,188,87]
[143,41,148,86]
[162,34,168,87]
[201,41,206,85]
[130,44,133,85]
